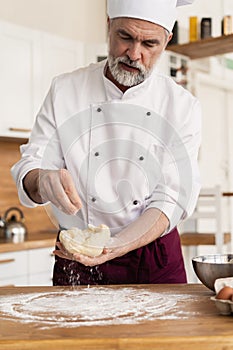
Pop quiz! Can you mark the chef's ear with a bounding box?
[166,33,173,47]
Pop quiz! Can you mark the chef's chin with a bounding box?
[110,65,146,87]
[108,56,147,87]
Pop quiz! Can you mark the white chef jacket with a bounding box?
[11,59,201,235]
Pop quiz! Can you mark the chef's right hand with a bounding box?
[23,168,82,215]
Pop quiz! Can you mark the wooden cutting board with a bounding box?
[0,284,232,350]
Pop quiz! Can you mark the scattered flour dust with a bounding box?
[0,287,198,328]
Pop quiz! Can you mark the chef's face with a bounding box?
[107,17,172,88]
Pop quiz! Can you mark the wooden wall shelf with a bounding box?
[166,34,233,60]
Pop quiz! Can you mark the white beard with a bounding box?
[108,55,152,87]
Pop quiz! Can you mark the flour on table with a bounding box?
[0,287,199,328]
[59,224,111,257]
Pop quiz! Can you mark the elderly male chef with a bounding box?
[12,0,201,285]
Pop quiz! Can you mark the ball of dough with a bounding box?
[59,224,111,257]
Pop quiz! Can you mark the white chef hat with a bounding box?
[107,0,194,32]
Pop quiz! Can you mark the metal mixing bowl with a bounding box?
[192,254,233,291]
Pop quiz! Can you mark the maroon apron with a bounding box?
[53,227,187,286]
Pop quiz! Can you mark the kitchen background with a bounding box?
[0,0,233,285]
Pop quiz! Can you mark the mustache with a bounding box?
[116,56,146,72]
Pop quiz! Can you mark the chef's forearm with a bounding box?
[23,169,44,204]
[64,209,169,267]
[112,208,169,254]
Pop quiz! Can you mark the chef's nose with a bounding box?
[127,42,142,61]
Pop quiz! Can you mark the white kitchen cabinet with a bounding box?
[0,247,55,287]
[0,20,84,138]
[0,250,28,286]
[28,272,53,286]
[28,247,54,286]
[0,275,29,287]
[0,20,40,138]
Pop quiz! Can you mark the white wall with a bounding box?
[2,0,232,46]
[0,0,107,43]
[177,0,233,43]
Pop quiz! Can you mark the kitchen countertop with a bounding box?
[0,231,57,253]
[0,284,232,350]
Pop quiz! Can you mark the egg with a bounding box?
[216,286,233,300]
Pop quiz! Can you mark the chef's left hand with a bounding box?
[53,237,128,267]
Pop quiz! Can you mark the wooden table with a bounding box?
[0,284,232,350]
